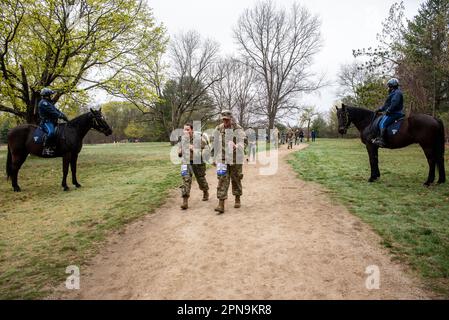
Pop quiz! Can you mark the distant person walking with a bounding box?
[311,129,316,142]
[299,130,304,143]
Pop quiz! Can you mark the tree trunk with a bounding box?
[307,120,311,142]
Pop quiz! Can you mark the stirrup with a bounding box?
[42,147,55,156]
[371,137,385,147]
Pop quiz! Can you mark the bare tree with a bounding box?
[233,0,322,129]
[337,62,368,99]
[210,57,256,128]
[166,30,220,131]
[298,105,318,142]
[114,30,221,138]
[210,58,237,113]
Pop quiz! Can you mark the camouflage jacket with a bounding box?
[212,122,246,163]
[178,132,209,164]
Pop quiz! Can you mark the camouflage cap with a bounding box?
[221,109,232,120]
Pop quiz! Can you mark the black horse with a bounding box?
[6,108,112,192]
[336,103,446,186]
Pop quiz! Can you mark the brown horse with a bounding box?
[336,103,446,186]
[6,108,112,192]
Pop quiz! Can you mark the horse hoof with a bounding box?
[423,182,431,187]
[63,186,70,192]
[437,180,446,184]
[13,187,21,192]
[74,183,82,188]
[368,177,378,182]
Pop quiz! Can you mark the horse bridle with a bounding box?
[91,113,109,134]
[341,108,351,130]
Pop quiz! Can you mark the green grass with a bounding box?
[289,138,449,296]
[0,142,179,299]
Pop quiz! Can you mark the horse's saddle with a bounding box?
[386,118,404,136]
[32,127,47,145]
[369,115,405,138]
[32,125,64,145]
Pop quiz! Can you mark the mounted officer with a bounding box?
[38,88,69,156]
[372,78,405,147]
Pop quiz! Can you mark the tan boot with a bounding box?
[180,197,188,210]
[234,196,241,208]
[214,199,225,214]
[202,190,209,201]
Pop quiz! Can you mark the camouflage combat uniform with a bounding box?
[179,133,209,198]
[286,129,294,149]
[213,122,246,200]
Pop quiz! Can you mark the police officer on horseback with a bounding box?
[38,88,69,156]
[372,78,405,147]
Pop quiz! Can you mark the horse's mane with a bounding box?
[67,112,91,128]
[345,105,374,115]
[344,105,375,123]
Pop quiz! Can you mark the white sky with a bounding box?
[146,0,423,116]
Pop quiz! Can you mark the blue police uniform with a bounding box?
[38,98,66,138]
[378,88,404,130]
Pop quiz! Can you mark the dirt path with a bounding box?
[54,144,431,299]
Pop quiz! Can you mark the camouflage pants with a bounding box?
[217,164,243,200]
[180,163,209,198]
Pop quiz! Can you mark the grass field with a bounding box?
[289,139,449,296]
[0,142,179,299]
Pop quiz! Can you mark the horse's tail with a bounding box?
[6,144,12,181]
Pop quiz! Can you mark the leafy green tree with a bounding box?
[353,0,449,115]
[311,114,327,137]
[0,113,15,143]
[124,122,145,140]
[156,77,215,139]
[354,78,387,109]
[401,0,449,114]
[298,106,319,142]
[0,0,166,123]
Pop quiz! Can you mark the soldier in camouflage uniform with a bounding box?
[178,123,209,210]
[212,110,246,214]
[286,129,294,149]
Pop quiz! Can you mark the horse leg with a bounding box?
[71,153,82,188]
[11,152,28,192]
[422,147,436,186]
[61,153,71,191]
[366,144,380,182]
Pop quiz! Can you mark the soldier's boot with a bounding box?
[214,199,225,214]
[180,197,189,210]
[234,195,241,208]
[202,190,209,201]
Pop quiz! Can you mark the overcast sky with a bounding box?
[146,0,423,117]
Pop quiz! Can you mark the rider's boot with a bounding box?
[42,135,55,156]
[372,128,387,147]
[202,190,209,201]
